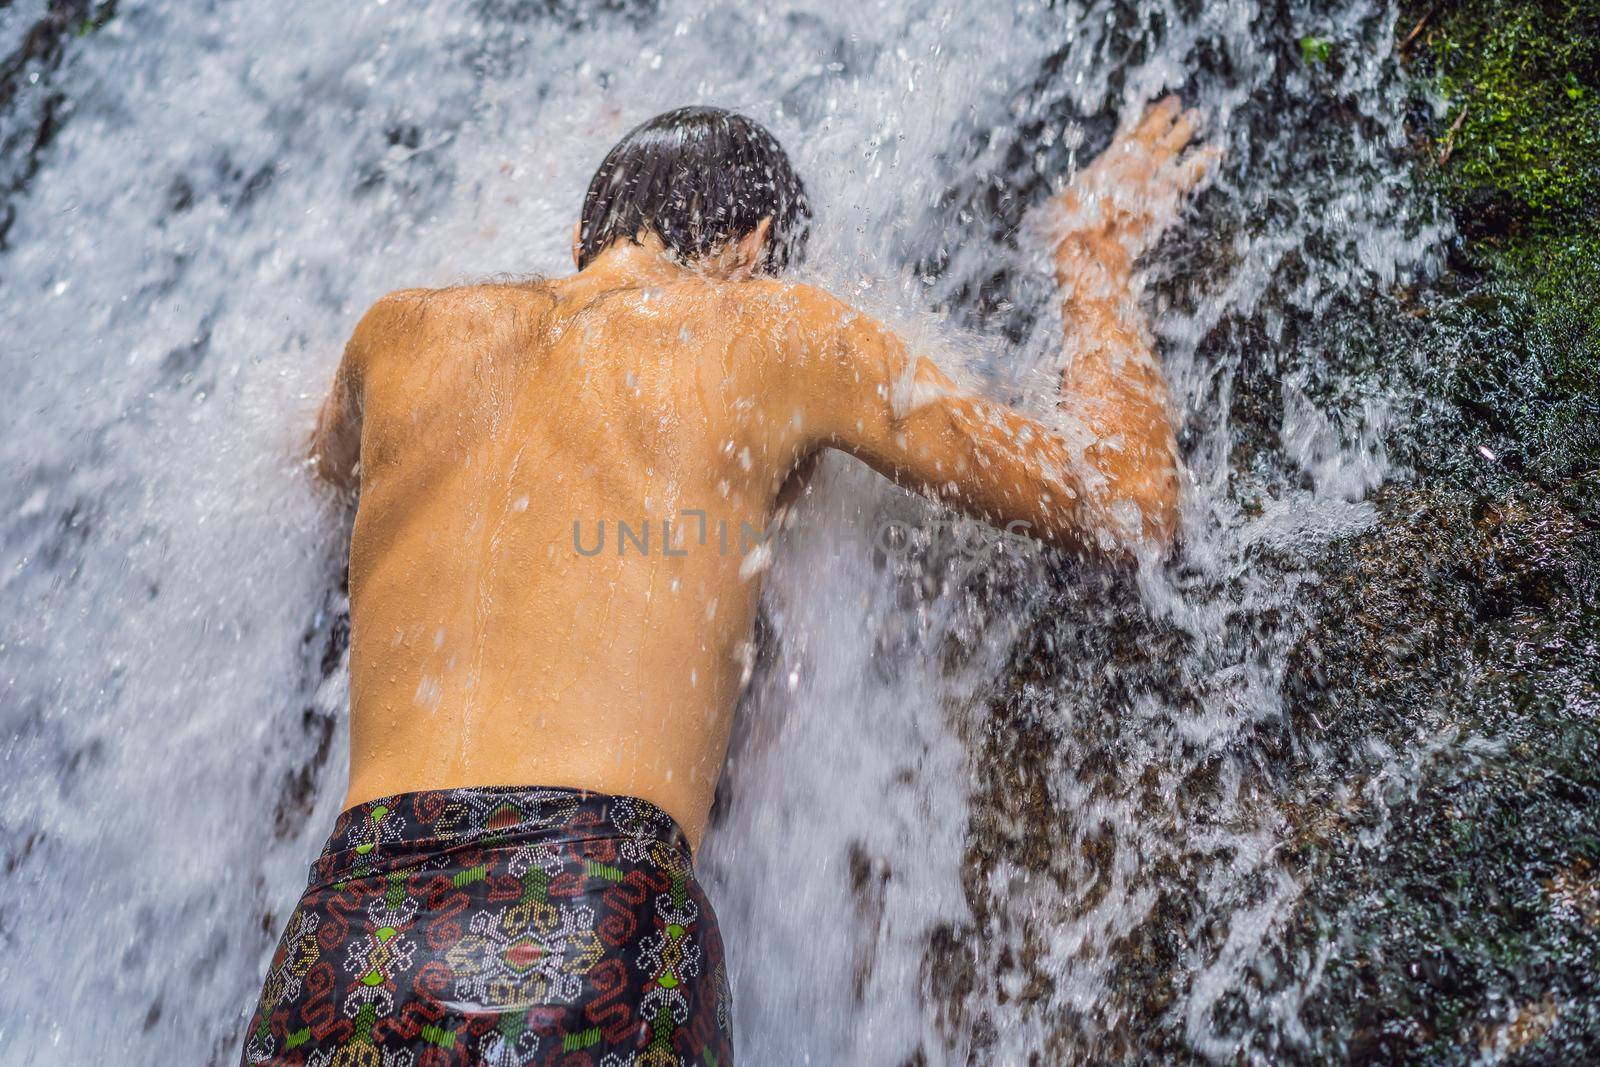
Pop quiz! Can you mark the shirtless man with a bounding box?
[242,100,1211,1066]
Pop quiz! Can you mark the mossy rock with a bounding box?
[1404,0,1600,240]
[1399,0,1600,500]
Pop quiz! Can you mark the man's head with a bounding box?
[576,106,812,276]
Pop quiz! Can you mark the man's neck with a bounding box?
[578,237,699,289]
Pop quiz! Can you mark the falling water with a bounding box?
[0,0,1446,1063]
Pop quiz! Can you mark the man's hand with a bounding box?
[1053,94,1219,277]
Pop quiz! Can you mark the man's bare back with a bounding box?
[323,259,857,847]
[310,98,1209,851]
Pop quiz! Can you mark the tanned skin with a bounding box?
[310,97,1212,850]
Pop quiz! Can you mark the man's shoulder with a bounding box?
[374,279,554,313]
[352,287,439,336]
[727,277,855,333]
[355,280,555,336]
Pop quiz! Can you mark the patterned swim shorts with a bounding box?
[240,786,733,1066]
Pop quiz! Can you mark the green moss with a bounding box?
[1299,35,1333,65]
[1410,0,1600,235]
[74,3,118,38]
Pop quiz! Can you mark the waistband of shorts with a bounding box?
[309,785,691,887]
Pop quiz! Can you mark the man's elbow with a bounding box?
[1107,463,1180,552]
[1127,428,1182,549]
[1141,472,1180,548]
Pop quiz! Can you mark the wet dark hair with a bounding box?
[577,106,812,274]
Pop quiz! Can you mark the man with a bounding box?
[242,100,1211,1066]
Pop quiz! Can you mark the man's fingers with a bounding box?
[1157,108,1200,156]
[1139,95,1184,142]
[1171,144,1223,193]
[1121,94,1182,146]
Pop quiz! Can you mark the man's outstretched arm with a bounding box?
[1047,95,1215,544]
[791,288,1165,555]
[791,97,1212,555]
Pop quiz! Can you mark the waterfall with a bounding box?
[0,0,1445,1062]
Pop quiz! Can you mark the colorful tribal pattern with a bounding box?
[241,786,733,1066]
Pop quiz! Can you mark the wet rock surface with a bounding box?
[1283,483,1599,1064]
